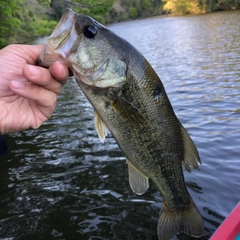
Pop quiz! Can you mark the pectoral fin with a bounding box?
[110,98,146,126]
[127,159,149,195]
[94,111,109,143]
[180,125,201,172]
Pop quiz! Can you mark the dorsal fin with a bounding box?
[94,110,109,143]
[180,125,201,172]
[127,159,149,195]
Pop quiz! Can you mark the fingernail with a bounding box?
[10,81,26,89]
[27,65,41,77]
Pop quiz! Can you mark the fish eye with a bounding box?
[83,25,97,38]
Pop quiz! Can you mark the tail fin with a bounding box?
[157,199,204,240]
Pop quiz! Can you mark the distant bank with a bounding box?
[1,0,240,49]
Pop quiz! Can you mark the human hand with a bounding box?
[0,44,69,134]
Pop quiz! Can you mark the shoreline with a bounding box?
[107,8,240,26]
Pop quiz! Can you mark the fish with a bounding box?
[38,8,205,240]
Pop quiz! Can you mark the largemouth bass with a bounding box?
[38,9,205,240]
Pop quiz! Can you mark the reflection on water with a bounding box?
[1,10,240,239]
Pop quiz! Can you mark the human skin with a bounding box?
[0,44,69,134]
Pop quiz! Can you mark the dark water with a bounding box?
[1,10,240,240]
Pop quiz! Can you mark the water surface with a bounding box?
[1,10,240,240]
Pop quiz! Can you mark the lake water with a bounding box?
[1,10,240,240]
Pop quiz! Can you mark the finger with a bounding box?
[49,61,69,84]
[21,44,45,63]
[23,64,63,94]
[8,44,45,64]
[9,80,57,109]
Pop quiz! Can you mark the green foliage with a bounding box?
[215,0,240,10]
[1,0,240,48]
[56,0,115,24]
[129,7,138,18]
[113,0,163,21]
[196,0,240,12]
[141,0,151,10]
[163,0,240,14]
[36,0,51,6]
[1,0,59,47]
[198,0,207,11]
[30,20,58,37]
[175,0,192,14]
[1,0,118,47]
[0,0,22,48]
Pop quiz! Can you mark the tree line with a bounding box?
[163,0,240,15]
[1,0,240,49]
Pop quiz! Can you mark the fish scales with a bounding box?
[38,8,205,240]
[82,76,190,211]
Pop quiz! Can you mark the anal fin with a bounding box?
[94,111,109,143]
[127,159,149,195]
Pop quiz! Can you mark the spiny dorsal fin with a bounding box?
[127,159,149,195]
[94,110,109,143]
[180,125,201,172]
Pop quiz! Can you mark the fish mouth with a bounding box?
[38,8,126,89]
[37,8,79,67]
[38,8,111,88]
